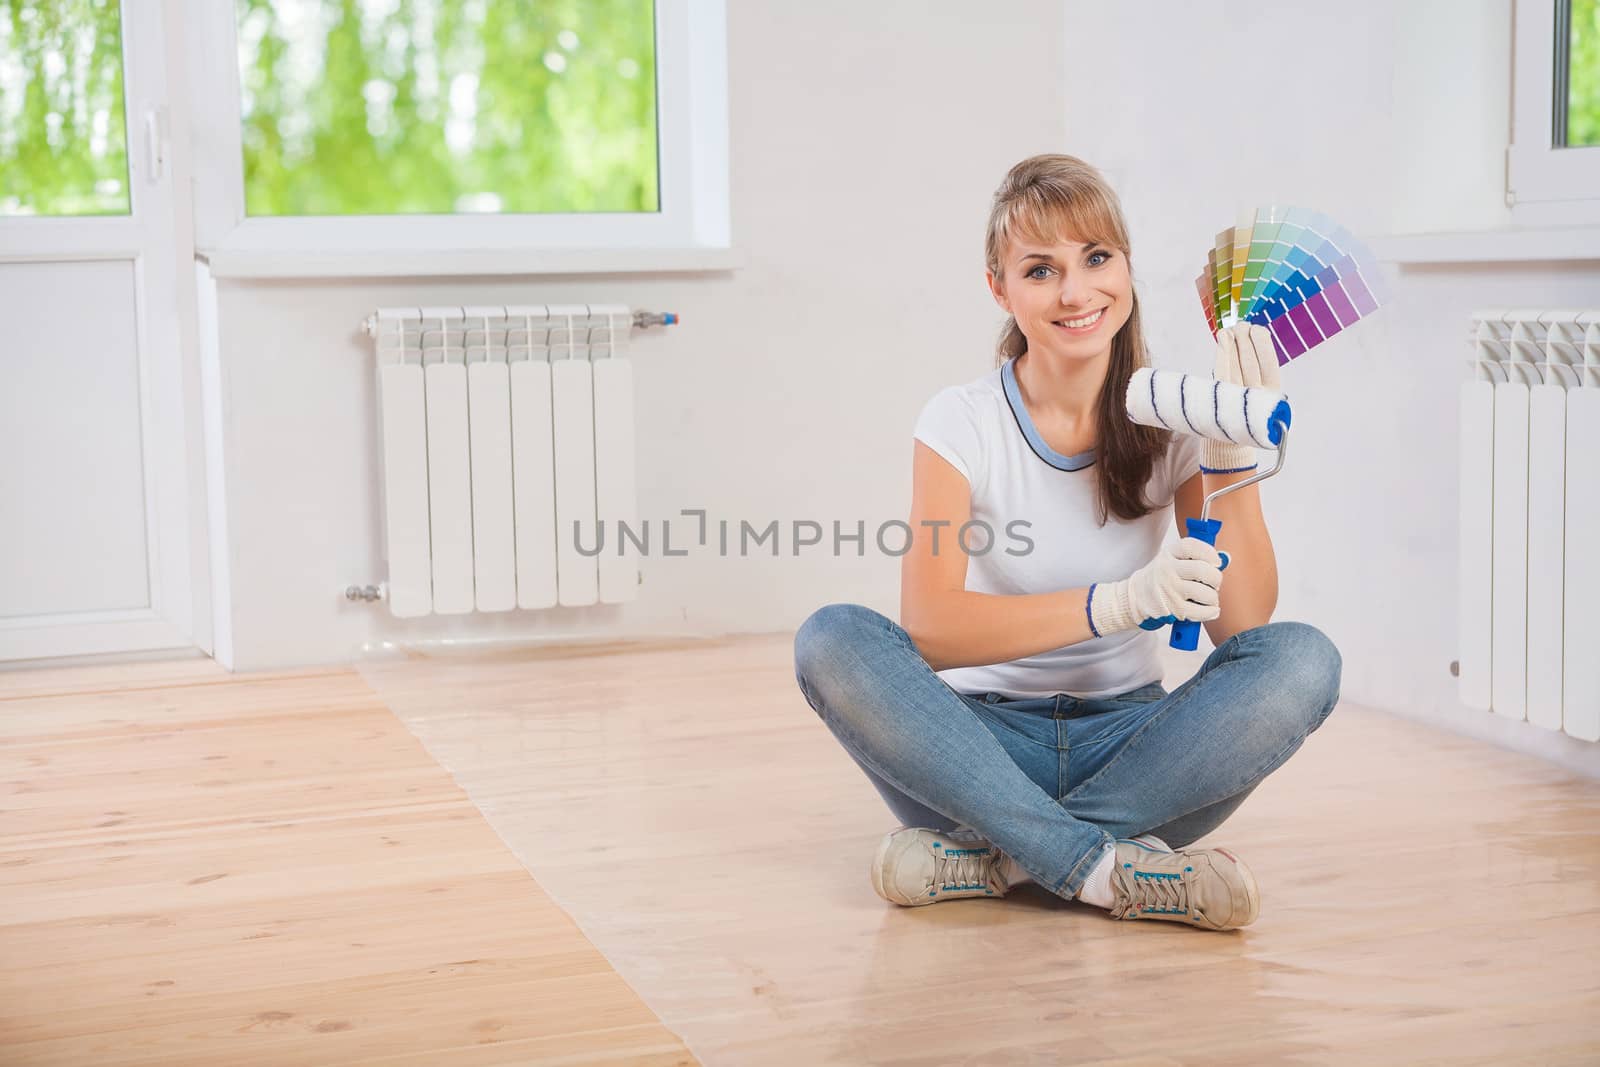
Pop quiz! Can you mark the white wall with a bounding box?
[1062,0,1600,776]
[206,0,1600,775]
[209,1,1065,669]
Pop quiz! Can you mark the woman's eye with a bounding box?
[1089,251,1111,267]
[1027,265,1051,280]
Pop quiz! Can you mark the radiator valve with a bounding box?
[345,583,386,602]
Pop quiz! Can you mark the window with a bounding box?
[1510,0,1600,223]
[1557,0,1599,147]
[189,0,729,271]
[0,0,129,216]
[234,0,658,217]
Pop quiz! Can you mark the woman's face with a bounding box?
[987,233,1133,364]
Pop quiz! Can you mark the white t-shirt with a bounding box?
[911,359,1201,700]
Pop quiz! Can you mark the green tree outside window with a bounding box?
[0,0,129,217]
[1571,0,1600,147]
[236,0,659,216]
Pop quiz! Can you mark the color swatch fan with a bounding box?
[1194,206,1389,364]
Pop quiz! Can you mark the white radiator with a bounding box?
[366,304,647,619]
[1459,309,1600,741]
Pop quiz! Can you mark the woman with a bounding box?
[791,154,1341,932]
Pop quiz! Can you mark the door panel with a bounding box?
[0,260,150,619]
[0,1,198,662]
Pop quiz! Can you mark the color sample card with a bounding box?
[1241,209,1285,313]
[1195,205,1388,364]
[1196,269,1217,335]
[1229,205,1253,320]
[1212,228,1235,326]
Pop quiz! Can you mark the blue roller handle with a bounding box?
[1171,517,1224,651]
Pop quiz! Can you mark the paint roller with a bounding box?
[1124,367,1293,651]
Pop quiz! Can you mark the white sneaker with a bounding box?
[870,827,1010,906]
[1108,837,1260,930]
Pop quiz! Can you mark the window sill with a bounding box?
[196,245,743,280]
[1369,226,1600,265]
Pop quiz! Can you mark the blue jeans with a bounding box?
[792,604,1341,900]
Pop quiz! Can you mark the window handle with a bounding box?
[144,108,166,183]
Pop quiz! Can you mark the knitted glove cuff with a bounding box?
[1086,581,1135,639]
[1200,437,1259,475]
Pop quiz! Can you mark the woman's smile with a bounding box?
[1053,307,1106,334]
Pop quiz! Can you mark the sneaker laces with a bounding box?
[932,845,993,891]
[1117,864,1189,918]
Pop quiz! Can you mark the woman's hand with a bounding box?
[1087,538,1229,637]
[1201,323,1282,474]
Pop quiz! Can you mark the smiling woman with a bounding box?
[793,153,1342,934]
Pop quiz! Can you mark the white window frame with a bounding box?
[1509,0,1600,225]
[185,0,729,276]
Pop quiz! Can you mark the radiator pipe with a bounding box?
[631,311,679,328]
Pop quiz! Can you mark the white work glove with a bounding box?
[1202,323,1283,474]
[1087,538,1230,637]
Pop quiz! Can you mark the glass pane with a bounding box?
[235,0,659,216]
[0,0,131,217]
[1572,0,1600,147]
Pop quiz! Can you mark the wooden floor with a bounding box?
[5,635,1600,1065]
[0,657,695,1066]
[358,634,1600,1066]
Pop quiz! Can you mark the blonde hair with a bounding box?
[983,154,1168,524]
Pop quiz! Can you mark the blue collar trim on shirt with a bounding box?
[1001,359,1097,472]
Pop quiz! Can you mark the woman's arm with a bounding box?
[1173,469,1278,645]
[901,440,1097,670]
